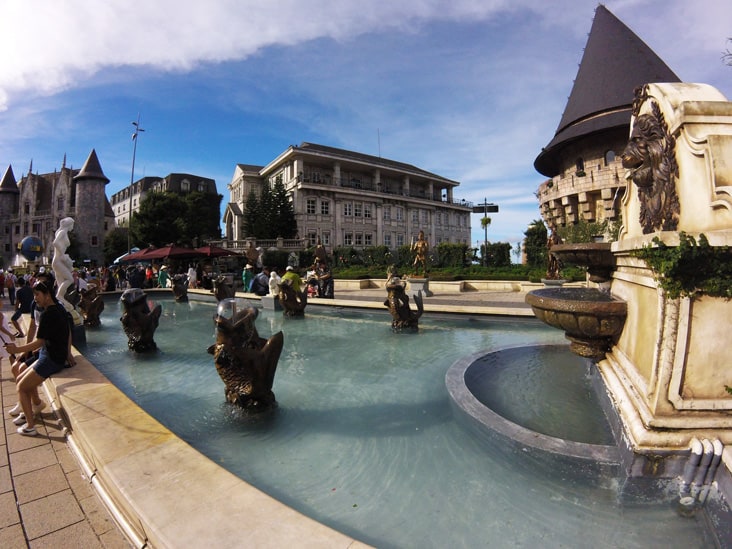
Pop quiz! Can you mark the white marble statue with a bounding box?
[52,217,75,309]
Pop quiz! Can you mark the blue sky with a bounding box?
[1,0,730,251]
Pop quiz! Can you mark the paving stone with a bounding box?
[15,464,70,504]
[9,445,58,476]
[20,489,84,540]
[0,522,26,548]
[29,519,103,549]
[0,465,12,495]
[0,490,20,529]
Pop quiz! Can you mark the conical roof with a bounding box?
[534,5,680,177]
[74,149,110,184]
[0,165,19,193]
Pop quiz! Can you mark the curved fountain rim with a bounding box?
[445,343,621,464]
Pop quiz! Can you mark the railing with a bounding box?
[295,174,473,208]
[208,238,309,251]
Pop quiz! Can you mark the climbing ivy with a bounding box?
[631,232,732,299]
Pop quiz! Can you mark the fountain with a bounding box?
[71,297,722,547]
[525,82,732,526]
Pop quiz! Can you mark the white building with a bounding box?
[224,142,473,251]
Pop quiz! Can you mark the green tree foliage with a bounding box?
[484,242,512,267]
[524,219,548,268]
[244,189,262,238]
[103,228,130,265]
[131,191,223,248]
[183,192,223,243]
[131,193,187,247]
[271,178,297,239]
[243,178,298,239]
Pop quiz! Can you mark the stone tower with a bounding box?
[534,5,680,230]
[73,149,110,266]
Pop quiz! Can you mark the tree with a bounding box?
[243,178,298,239]
[131,193,187,247]
[271,177,297,239]
[523,219,548,268]
[479,216,492,265]
[182,191,222,243]
[104,228,130,265]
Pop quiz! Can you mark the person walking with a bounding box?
[5,268,16,306]
[11,277,34,337]
[4,279,70,436]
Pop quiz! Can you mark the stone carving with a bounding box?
[119,288,162,352]
[78,284,105,327]
[622,85,680,234]
[411,230,429,277]
[545,226,563,280]
[207,299,284,411]
[384,266,423,331]
[213,275,235,301]
[172,274,189,302]
[277,279,307,317]
[52,217,76,310]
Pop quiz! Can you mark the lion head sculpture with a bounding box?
[622,93,680,234]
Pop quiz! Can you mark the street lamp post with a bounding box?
[471,199,499,267]
[127,115,145,254]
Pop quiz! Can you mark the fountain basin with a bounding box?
[525,287,627,359]
[550,242,615,282]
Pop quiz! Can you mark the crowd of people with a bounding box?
[241,260,334,299]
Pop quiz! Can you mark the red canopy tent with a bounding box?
[194,245,240,258]
[122,245,202,262]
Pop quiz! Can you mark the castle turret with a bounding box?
[73,149,110,265]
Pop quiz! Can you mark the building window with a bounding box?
[383,206,391,220]
[354,203,362,217]
[181,180,190,192]
[355,233,363,246]
[364,233,373,246]
[320,200,330,215]
[198,183,206,192]
[412,210,419,223]
[384,233,392,247]
[396,207,404,221]
[364,204,372,219]
[422,210,428,223]
[344,202,353,216]
[58,197,64,210]
[307,198,316,214]
[344,232,353,246]
[91,235,99,246]
[24,222,29,234]
[604,150,616,166]
[14,225,19,235]
[437,212,442,225]
[321,232,331,246]
[575,158,585,176]
[32,223,40,234]
[308,231,317,246]
[24,202,30,214]
[396,233,405,246]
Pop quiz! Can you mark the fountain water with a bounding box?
[75,295,720,547]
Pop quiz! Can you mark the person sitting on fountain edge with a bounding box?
[250,266,271,296]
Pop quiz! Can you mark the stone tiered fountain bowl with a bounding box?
[549,242,614,283]
[525,288,627,359]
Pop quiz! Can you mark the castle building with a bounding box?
[0,150,114,268]
[534,5,680,230]
[110,173,218,228]
[224,142,473,250]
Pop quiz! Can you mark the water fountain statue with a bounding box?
[527,82,732,504]
[78,284,105,327]
[119,288,162,352]
[277,279,307,316]
[213,274,235,301]
[384,265,423,331]
[207,298,284,410]
[171,274,189,302]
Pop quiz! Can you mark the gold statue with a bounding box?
[412,230,429,277]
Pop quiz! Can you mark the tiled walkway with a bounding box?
[0,358,131,548]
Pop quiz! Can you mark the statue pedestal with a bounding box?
[261,295,282,311]
[407,278,432,297]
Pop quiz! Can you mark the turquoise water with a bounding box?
[82,297,715,548]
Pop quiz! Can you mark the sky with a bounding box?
[1,0,730,252]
